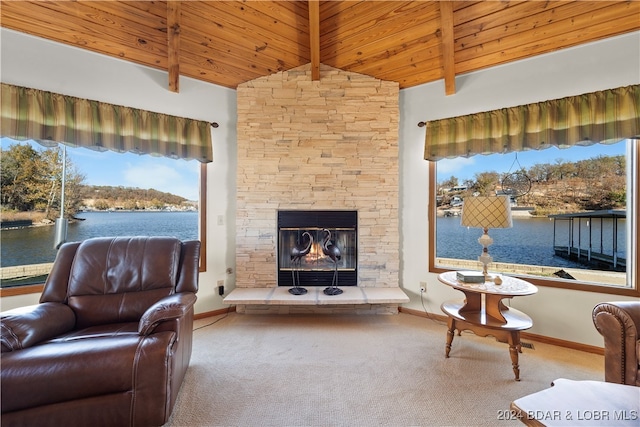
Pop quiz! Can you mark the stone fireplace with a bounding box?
[235,63,399,291]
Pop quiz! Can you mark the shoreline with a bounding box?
[1,209,196,230]
[436,258,627,285]
[437,208,537,218]
[0,218,79,231]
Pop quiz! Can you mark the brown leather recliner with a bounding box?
[1,236,200,427]
[592,301,640,386]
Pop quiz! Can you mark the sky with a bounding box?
[1,138,200,201]
[436,140,627,183]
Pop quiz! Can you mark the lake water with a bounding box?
[1,211,199,267]
[2,211,626,271]
[436,216,627,270]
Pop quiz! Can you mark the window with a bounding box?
[1,84,213,295]
[0,139,207,292]
[429,140,638,296]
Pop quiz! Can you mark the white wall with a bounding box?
[0,28,237,314]
[399,31,640,347]
[2,28,639,347]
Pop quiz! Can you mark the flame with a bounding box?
[302,242,329,265]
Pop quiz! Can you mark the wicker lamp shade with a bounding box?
[461,196,512,229]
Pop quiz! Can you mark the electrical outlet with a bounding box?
[420,281,427,293]
[217,280,224,296]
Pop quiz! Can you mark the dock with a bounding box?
[549,210,626,271]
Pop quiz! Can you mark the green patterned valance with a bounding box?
[1,83,213,162]
[424,85,640,161]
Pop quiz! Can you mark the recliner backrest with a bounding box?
[42,236,185,329]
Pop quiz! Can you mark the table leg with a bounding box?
[508,331,521,381]
[445,317,456,358]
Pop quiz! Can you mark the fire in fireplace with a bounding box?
[277,210,357,287]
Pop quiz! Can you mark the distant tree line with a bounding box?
[79,185,188,211]
[438,154,626,214]
[1,143,190,221]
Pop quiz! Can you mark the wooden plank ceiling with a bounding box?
[1,1,638,93]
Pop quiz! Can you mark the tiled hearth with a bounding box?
[223,287,410,314]
[227,63,406,313]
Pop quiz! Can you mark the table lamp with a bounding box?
[460,195,512,280]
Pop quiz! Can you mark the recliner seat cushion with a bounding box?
[1,331,175,414]
[43,322,139,343]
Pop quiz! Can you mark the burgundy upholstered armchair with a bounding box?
[1,236,200,427]
[593,301,640,386]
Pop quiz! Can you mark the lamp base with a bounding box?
[478,252,492,280]
[477,228,496,282]
[478,228,502,285]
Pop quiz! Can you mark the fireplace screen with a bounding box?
[277,211,357,287]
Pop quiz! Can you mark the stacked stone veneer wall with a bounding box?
[236,63,399,288]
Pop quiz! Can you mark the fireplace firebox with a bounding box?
[277,210,357,287]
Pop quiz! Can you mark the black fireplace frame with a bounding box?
[277,210,357,287]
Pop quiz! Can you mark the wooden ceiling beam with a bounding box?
[2,1,637,90]
[439,1,456,96]
[167,1,181,93]
[308,0,320,80]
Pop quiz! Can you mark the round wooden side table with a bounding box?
[438,271,538,381]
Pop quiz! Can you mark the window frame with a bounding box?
[0,162,208,297]
[427,142,639,297]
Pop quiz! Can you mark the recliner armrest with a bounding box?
[1,302,76,352]
[593,301,640,385]
[594,301,640,336]
[138,293,197,336]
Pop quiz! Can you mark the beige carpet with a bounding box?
[165,312,603,427]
